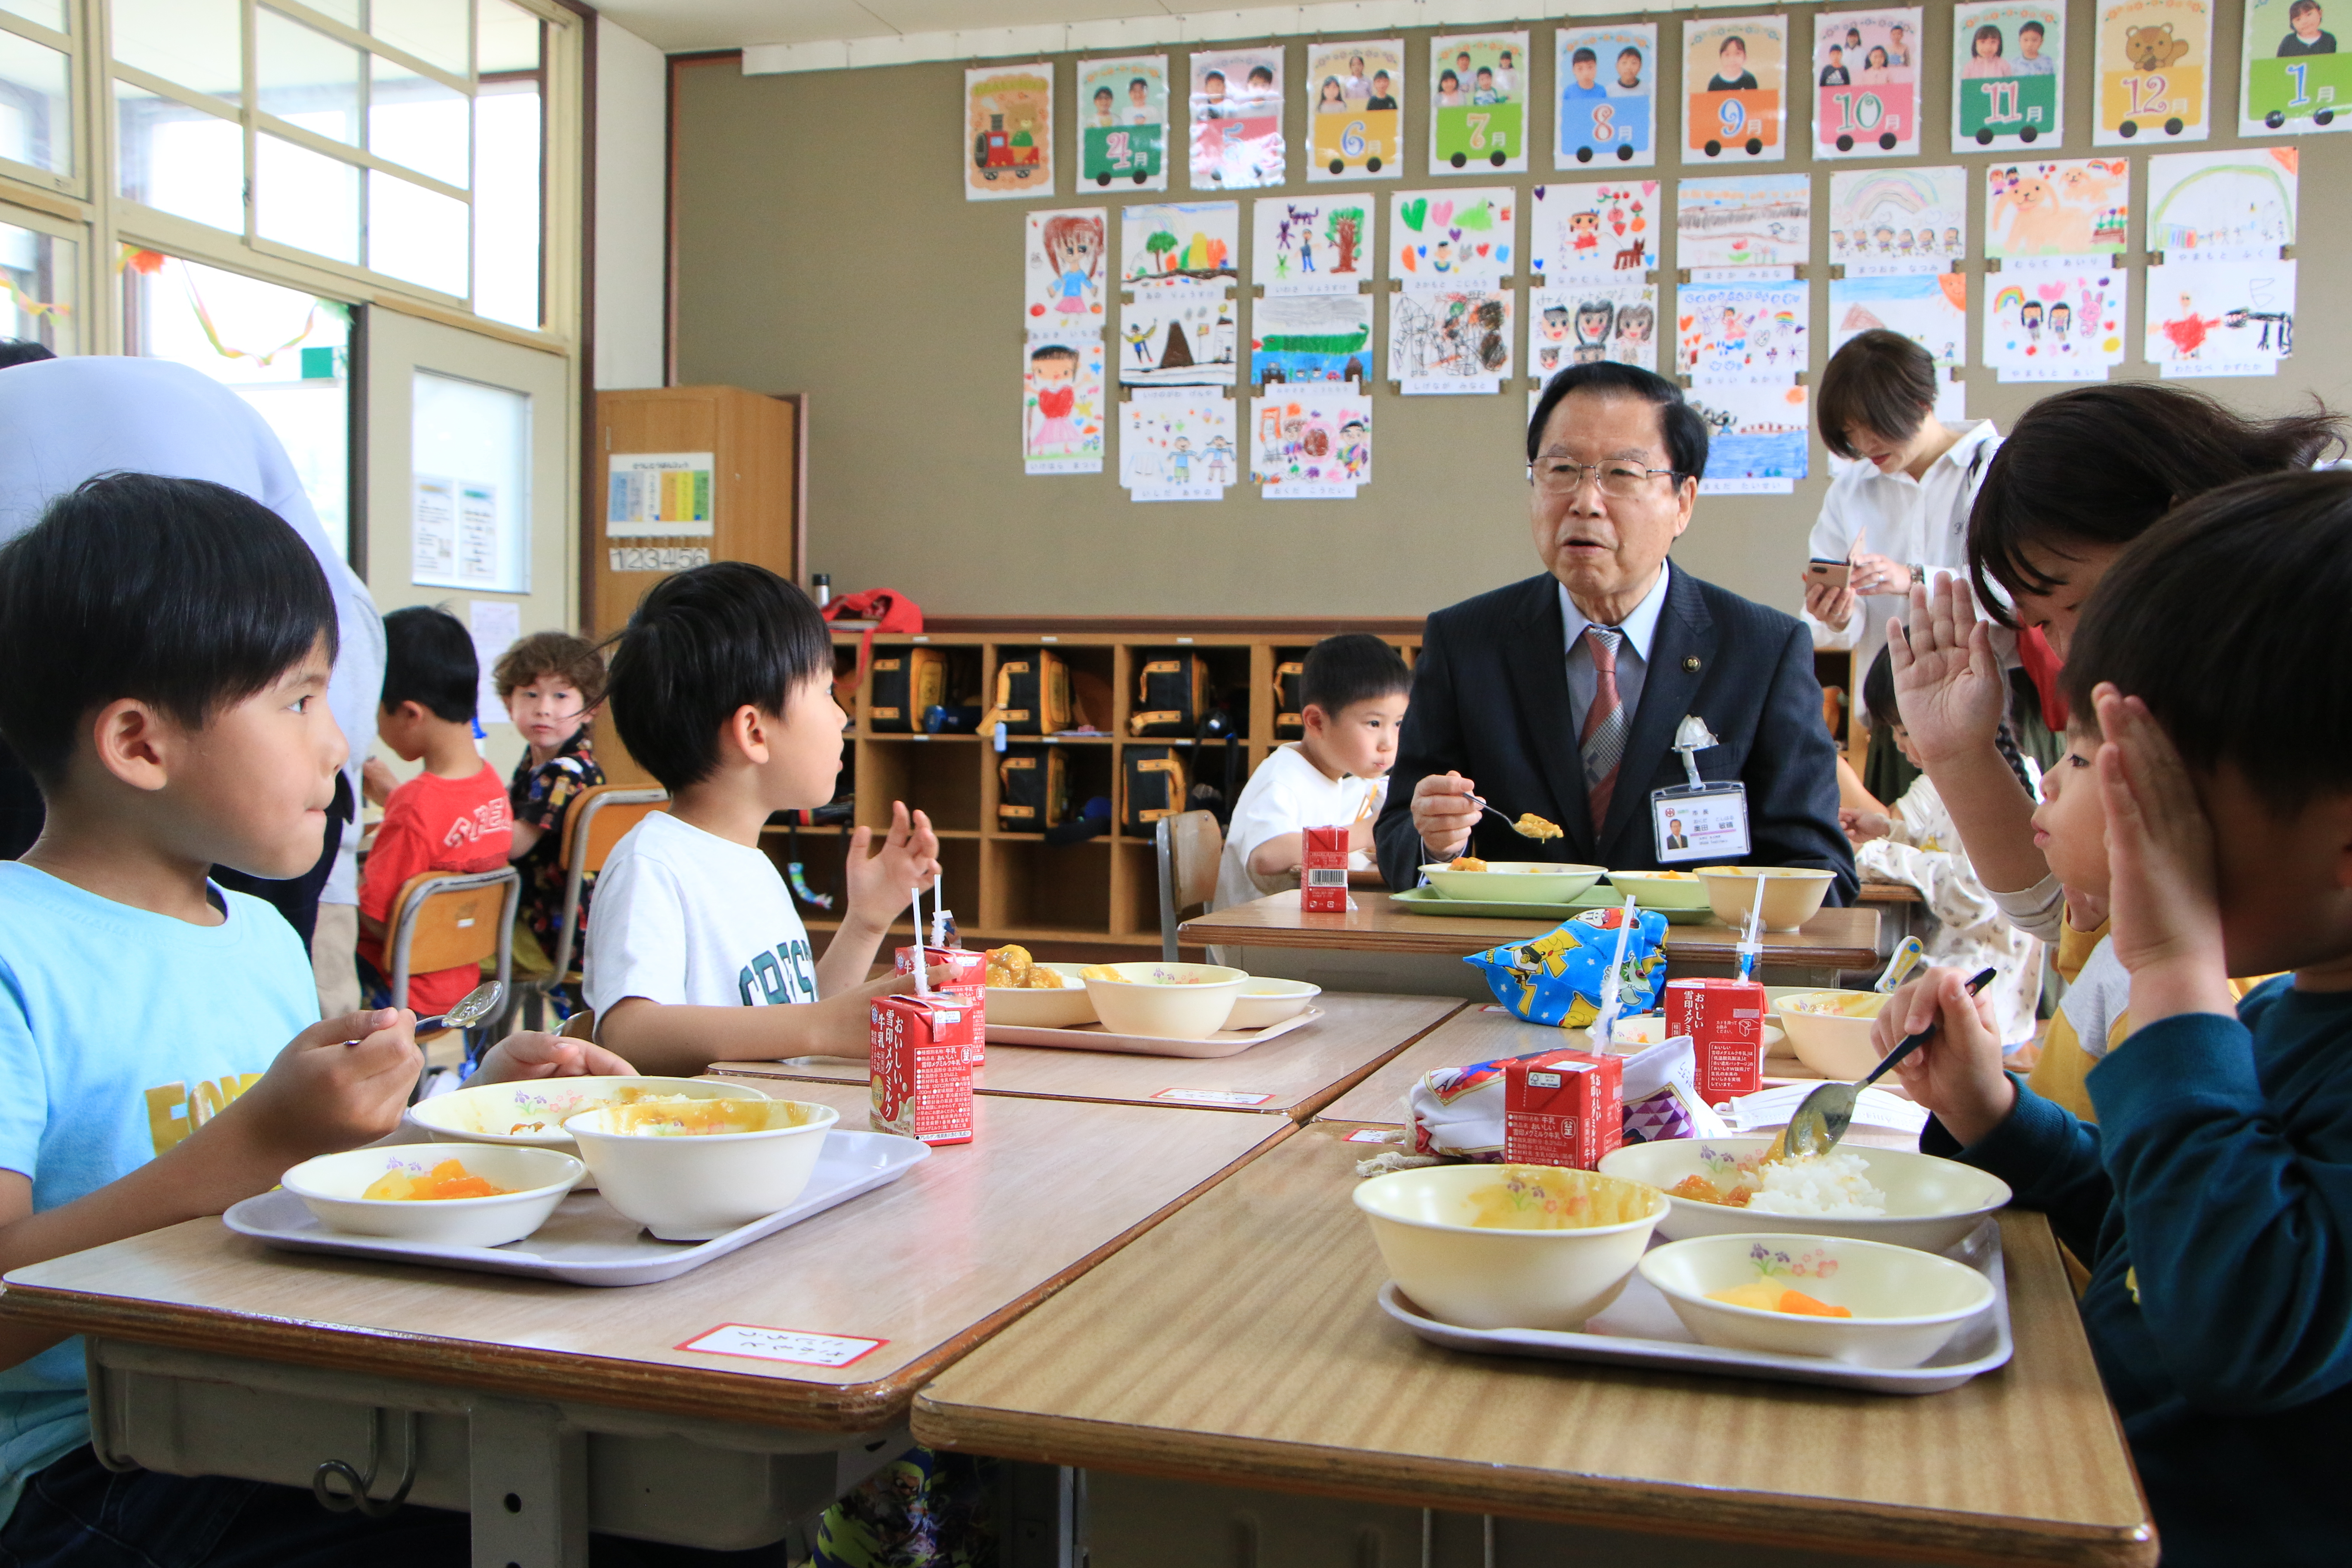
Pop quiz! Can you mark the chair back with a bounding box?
[549,786,667,976]
[386,867,521,1014]
[1155,809,1223,963]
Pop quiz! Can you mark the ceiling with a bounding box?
[590,1,1212,54]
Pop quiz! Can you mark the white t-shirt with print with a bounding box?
[583,810,818,1017]
[1212,744,1384,913]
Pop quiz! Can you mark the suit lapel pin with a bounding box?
[1683,656,1701,672]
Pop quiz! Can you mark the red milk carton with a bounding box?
[1665,976,1770,1103]
[1502,1048,1623,1169]
[896,944,989,1063]
[1301,824,1350,913]
[869,993,975,1145]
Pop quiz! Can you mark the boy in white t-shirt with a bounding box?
[1213,634,1411,912]
[584,562,941,1073]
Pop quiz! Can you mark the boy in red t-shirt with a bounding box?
[357,606,512,1020]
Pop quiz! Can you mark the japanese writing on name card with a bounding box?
[677,1324,886,1368]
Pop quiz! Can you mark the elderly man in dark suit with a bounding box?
[1376,362,1856,900]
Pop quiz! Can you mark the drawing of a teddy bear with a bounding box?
[2127,24,2191,71]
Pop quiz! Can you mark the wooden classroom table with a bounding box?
[713,992,1462,1121]
[0,1079,1289,1568]
[1181,890,1883,998]
[913,1120,2156,1568]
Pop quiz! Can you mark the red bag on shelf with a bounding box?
[824,589,925,703]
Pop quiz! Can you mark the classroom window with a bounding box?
[256,7,364,147]
[0,1,67,32]
[0,24,70,178]
[115,83,242,232]
[110,0,239,106]
[0,216,75,353]
[474,80,540,328]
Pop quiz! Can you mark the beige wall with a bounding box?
[670,0,2352,621]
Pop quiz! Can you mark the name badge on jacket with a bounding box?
[1652,714,1750,863]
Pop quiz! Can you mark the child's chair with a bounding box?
[1155,809,1223,962]
[384,867,521,1027]
[519,785,668,1028]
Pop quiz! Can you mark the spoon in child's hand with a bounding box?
[346,980,505,1044]
[1780,967,1996,1159]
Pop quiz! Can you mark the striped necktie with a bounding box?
[1580,626,1627,830]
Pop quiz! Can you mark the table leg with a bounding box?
[467,1396,587,1568]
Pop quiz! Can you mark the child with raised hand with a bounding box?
[583,561,943,1074]
[0,476,624,1559]
[1874,470,2352,1566]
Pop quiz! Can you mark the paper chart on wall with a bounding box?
[1023,336,1105,473]
[1388,188,1515,282]
[2146,147,2297,258]
[1828,166,1966,273]
[1684,14,1790,163]
[1531,282,1660,379]
[607,453,715,537]
[1189,48,1284,191]
[1024,209,1108,331]
[1556,24,1658,168]
[1388,285,1513,394]
[966,63,1053,200]
[1430,31,1531,175]
[1676,174,1810,271]
[1249,391,1370,497]
[2145,259,2297,375]
[1116,285,1236,387]
[1251,293,1374,387]
[1829,273,1968,373]
[1983,159,2130,266]
[1079,55,1170,192]
[1812,8,1925,159]
[1952,3,2065,150]
[467,600,521,731]
[1305,39,1403,181]
[1253,194,1374,294]
[1985,267,2128,380]
[2240,0,2352,135]
[1530,180,1657,282]
[1687,383,1810,493]
[2094,0,2211,144]
[1121,201,1238,288]
[1121,392,1238,499]
[1677,278,1810,383]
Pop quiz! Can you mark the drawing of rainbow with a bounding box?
[1834,169,1953,221]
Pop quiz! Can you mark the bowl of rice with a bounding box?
[1596,1137,2011,1253]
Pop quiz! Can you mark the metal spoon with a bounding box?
[411,980,505,1038]
[1464,793,1563,842]
[1781,967,1996,1158]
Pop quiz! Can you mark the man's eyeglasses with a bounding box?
[1527,458,1679,497]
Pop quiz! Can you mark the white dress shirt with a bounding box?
[1559,559,1674,737]
[1803,420,2001,674]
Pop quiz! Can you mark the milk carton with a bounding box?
[895,944,989,1063]
[869,994,976,1145]
[1501,1048,1624,1169]
[1664,976,1770,1103]
[1301,824,1350,913]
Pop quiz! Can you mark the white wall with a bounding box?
[594,16,668,390]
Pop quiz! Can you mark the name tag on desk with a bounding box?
[1651,782,1750,863]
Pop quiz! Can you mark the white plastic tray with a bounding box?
[1379,1220,2013,1395]
[225,1130,928,1287]
[986,1006,1323,1059]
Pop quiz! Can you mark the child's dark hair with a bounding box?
[0,473,336,784]
[1864,645,2034,795]
[604,561,832,793]
[1302,634,1411,717]
[493,630,607,706]
[2064,469,2352,817]
[381,606,479,725]
[1818,330,1936,459]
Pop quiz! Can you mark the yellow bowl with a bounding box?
[1353,1164,1668,1331]
[565,1098,839,1242]
[1773,989,1891,1079]
[1080,962,1248,1038]
[985,962,1096,1028]
[1604,869,1714,910]
[1639,1232,1996,1368]
[1418,861,1605,903]
[1694,866,1836,931]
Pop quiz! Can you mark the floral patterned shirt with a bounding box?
[507,730,603,959]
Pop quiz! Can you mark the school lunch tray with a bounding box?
[1379,1219,2013,1396]
[986,1006,1323,1059]
[1390,885,1715,924]
[224,1130,929,1288]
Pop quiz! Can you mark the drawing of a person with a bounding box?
[2162,292,2221,357]
[2013,21,2055,75]
[1570,210,1602,252]
[1317,77,1347,113]
[1944,225,1963,253]
[1093,86,1116,127]
[1167,436,1193,484]
[2020,299,2045,343]
[1963,24,2010,78]
[1124,321,1154,365]
[1614,301,1655,355]
[1574,299,1616,353]
[1336,419,1368,479]
[1540,303,1572,343]
[1874,223,1896,253]
[1859,45,1893,84]
[1366,71,1397,110]
[1204,435,1234,484]
[1914,228,1936,255]
[2282,0,2338,53]
[1040,213,1103,318]
[1614,47,1646,92]
[1819,44,1850,86]
[1128,77,1155,123]
[1565,47,1610,103]
[1707,35,1760,91]
[1472,66,1501,104]
[2050,300,2074,340]
[1027,344,1082,454]
[1828,227,1846,254]
[1436,69,1465,107]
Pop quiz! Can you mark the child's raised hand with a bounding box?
[2092,683,2235,1023]
[842,801,941,933]
[1886,577,2005,766]
[473,1031,637,1083]
[1872,967,2013,1147]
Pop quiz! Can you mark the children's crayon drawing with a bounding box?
[1117,285,1237,387]
[1430,32,1531,174]
[966,64,1053,201]
[1306,39,1404,181]
[1829,166,1967,273]
[2146,147,2297,257]
[1121,392,1237,499]
[1677,279,1809,383]
[1388,285,1513,393]
[1023,336,1104,473]
[1253,194,1373,295]
[1080,55,1169,191]
[1556,25,1657,168]
[1121,201,1238,287]
[1677,174,1810,270]
[1983,160,2131,263]
[1686,382,1810,493]
[2095,0,2211,144]
[1388,188,1515,281]
[1024,209,1109,330]
[1952,3,2066,149]
[1531,282,1660,377]
[1984,268,2128,379]
[1251,294,1374,386]
[2240,0,2352,135]
[1188,48,1284,190]
[1531,180,1657,280]
[1250,391,1371,497]
[1684,15,1789,162]
[1812,8,1924,158]
[1829,273,1968,372]
[2144,258,2296,375]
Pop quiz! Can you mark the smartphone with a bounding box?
[1806,559,1853,589]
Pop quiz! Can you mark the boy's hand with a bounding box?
[204,1009,421,1183]
[1886,578,2005,766]
[1841,807,1891,845]
[361,756,400,808]
[474,1031,637,1083]
[1874,968,2014,1146]
[841,802,940,935]
[2092,684,2236,1024]
[1411,771,1481,858]
[811,967,952,1057]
